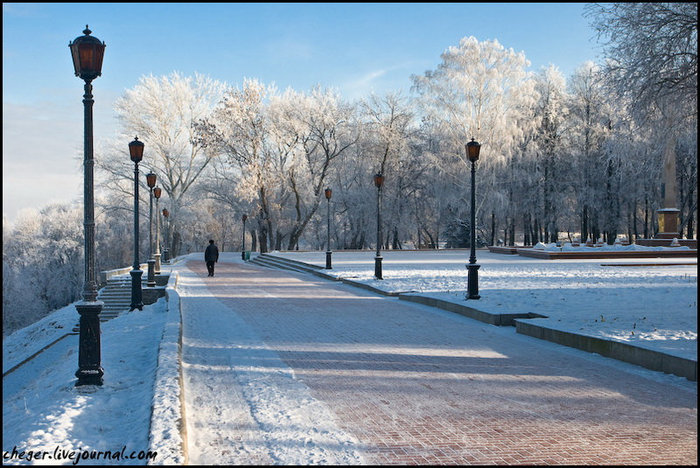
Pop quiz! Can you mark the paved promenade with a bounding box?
[180,259,697,465]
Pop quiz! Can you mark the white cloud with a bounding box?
[340,61,422,100]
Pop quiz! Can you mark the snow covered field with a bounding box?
[269,249,698,360]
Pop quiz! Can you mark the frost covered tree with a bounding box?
[586,3,698,239]
[195,81,358,252]
[586,2,697,119]
[411,36,537,246]
[273,86,358,250]
[99,72,226,257]
[3,205,83,334]
[193,79,283,253]
[566,61,612,241]
[360,92,417,249]
[531,65,571,243]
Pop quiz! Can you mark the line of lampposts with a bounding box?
[366,138,482,298]
[71,25,178,388]
[70,25,106,387]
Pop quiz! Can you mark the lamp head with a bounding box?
[129,136,144,163]
[69,25,105,82]
[466,138,481,162]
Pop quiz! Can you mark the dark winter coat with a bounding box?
[204,243,219,262]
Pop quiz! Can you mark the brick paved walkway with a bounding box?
[186,260,697,465]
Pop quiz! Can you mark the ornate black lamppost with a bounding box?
[70,25,106,387]
[162,208,170,263]
[129,137,145,311]
[241,214,248,260]
[374,173,384,280]
[325,187,333,269]
[466,138,481,300]
[153,187,162,275]
[145,172,157,287]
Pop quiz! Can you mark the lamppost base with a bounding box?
[75,301,104,387]
[147,260,156,287]
[130,269,144,311]
[326,251,333,269]
[375,255,383,280]
[467,263,480,300]
[154,253,161,275]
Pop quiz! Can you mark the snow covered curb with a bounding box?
[261,251,696,380]
[514,318,697,381]
[147,271,186,464]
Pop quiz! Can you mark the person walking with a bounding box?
[204,239,219,277]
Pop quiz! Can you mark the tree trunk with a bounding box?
[644,196,649,238]
[258,225,268,253]
[249,229,257,251]
[633,201,638,242]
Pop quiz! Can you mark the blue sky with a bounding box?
[3,2,600,223]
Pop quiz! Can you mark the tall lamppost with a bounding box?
[466,138,481,300]
[153,187,162,275]
[129,137,145,311]
[325,187,333,269]
[70,25,106,387]
[145,172,157,287]
[241,214,248,260]
[374,173,384,280]
[162,208,170,263]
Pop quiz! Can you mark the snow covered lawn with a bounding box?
[3,298,170,465]
[268,249,698,361]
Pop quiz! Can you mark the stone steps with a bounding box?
[249,253,324,275]
[72,273,163,332]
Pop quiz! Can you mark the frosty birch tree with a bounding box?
[360,92,417,249]
[100,72,226,256]
[567,61,611,241]
[411,36,536,245]
[193,79,281,252]
[532,65,570,242]
[272,87,358,250]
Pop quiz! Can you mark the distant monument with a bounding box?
[656,135,680,239]
[637,134,696,249]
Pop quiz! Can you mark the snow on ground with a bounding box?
[177,260,364,465]
[2,250,696,465]
[3,297,170,465]
[533,241,692,251]
[269,249,698,360]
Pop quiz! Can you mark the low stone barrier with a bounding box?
[515,319,697,381]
